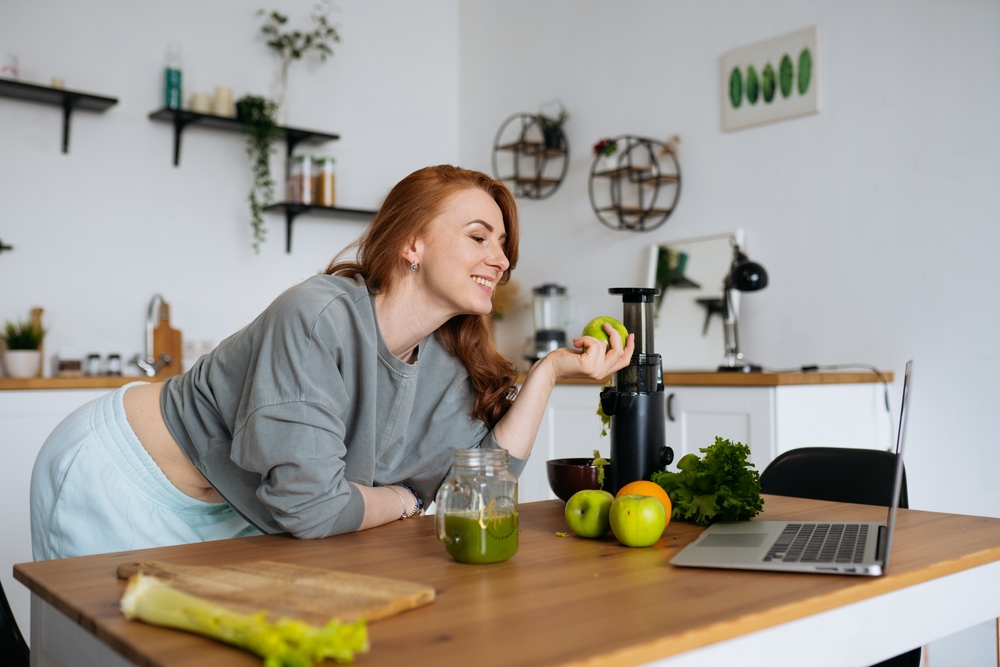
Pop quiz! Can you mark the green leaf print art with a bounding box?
[779,54,793,98]
[746,65,759,105]
[761,63,776,103]
[729,67,743,109]
[797,48,812,95]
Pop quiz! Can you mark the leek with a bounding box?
[120,573,369,666]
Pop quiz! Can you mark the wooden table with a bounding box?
[15,496,1000,667]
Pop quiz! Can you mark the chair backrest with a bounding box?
[760,447,909,509]
[1,578,29,667]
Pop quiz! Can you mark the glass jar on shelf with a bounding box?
[287,154,316,204]
[317,157,336,207]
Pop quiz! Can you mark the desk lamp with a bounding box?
[719,242,768,372]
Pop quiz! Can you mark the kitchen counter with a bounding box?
[3,371,893,391]
[0,376,141,390]
[518,370,893,386]
[15,496,1000,667]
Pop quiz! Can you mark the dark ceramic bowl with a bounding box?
[546,458,609,503]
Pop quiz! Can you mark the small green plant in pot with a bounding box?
[2,318,46,378]
[538,100,570,150]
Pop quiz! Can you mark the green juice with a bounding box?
[443,511,518,564]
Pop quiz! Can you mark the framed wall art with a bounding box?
[721,26,821,132]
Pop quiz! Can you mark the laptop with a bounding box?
[670,360,913,576]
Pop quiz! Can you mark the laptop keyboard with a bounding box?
[762,523,869,564]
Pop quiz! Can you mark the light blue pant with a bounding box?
[30,382,259,561]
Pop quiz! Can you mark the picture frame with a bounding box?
[721,26,821,132]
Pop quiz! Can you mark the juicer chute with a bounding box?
[599,287,673,494]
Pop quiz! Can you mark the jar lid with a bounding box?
[453,448,509,468]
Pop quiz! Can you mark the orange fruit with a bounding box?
[616,480,672,525]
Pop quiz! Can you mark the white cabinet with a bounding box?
[519,385,609,505]
[0,389,112,639]
[664,383,893,470]
[518,380,893,504]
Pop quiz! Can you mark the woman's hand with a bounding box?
[540,323,635,384]
[493,323,634,461]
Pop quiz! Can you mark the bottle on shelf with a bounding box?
[317,157,336,207]
[288,155,317,205]
[164,42,183,110]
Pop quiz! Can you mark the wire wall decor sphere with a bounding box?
[491,113,570,200]
[588,135,681,232]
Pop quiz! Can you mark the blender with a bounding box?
[599,287,674,494]
[527,284,569,362]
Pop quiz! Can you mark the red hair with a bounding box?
[326,165,520,428]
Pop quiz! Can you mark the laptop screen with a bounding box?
[880,360,913,572]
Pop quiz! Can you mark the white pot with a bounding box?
[4,350,41,378]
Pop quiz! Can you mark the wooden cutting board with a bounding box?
[151,301,182,378]
[117,560,435,625]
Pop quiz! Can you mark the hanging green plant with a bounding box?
[236,95,279,253]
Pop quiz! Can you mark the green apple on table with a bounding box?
[609,494,667,547]
[581,316,629,347]
[564,489,615,538]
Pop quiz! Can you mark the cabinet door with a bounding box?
[774,384,894,455]
[517,384,607,504]
[0,389,110,640]
[662,386,775,470]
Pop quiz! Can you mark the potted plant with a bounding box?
[538,100,570,150]
[593,137,618,173]
[258,1,340,123]
[236,95,279,253]
[2,318,46,378]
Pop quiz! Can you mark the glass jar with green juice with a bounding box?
[435,449,518,564]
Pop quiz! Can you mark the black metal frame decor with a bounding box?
[588,135,681,232]
[491,113,569,200]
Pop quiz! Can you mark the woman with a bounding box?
[30,165,634,560]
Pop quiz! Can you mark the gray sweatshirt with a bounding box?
[160,274,525,538]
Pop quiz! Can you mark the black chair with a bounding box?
[760,447,920,667]
[1,578,29,667]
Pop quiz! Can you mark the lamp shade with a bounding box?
[728,254,768,292]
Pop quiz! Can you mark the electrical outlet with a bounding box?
[182,339,215,372]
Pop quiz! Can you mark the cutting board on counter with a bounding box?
[116,560,435,624]
[152,301,182,378]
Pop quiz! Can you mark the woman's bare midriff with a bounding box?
[123,382,224,503]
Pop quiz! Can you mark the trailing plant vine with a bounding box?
[236,95,279,252]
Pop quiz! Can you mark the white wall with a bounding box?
[0,0,459,366]
[458,1,1000,524]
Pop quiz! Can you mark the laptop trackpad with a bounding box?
[698,533,769,548]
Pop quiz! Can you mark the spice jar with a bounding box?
[317,157,336,207]
[287,155,316,204]
[435,449,518,564]
[106,353,122,376]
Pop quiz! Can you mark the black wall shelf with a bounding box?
[491,113,569,200]
[0,79,118,153]
[264,203,377,253]
[588,135,682,232]
[148,108,340,166]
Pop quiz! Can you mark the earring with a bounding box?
[410,263,418,272]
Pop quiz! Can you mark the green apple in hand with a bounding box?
[565,489,615,538]
[609,494,667,547]
[582,316,629,347]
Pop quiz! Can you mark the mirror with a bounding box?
[644,231,744,370]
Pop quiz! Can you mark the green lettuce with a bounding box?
[651,437,763,526]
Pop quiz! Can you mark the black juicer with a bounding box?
[600,288,674,494]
